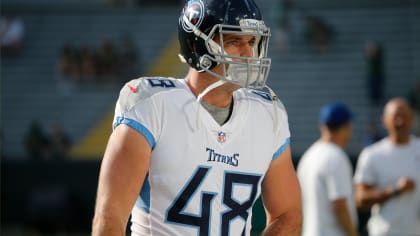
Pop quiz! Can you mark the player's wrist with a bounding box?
[383,186,395,202]
[391,185,401,198]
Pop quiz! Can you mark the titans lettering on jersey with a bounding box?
[206,147,239,166]
[113,77,291,235]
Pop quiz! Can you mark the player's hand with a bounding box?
[396,177,416,193]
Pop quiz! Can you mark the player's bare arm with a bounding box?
[355,177,416,210]
[333,198,359,236]
[261,146,302,236]
[92,124,151,236]
[355,183,393,210]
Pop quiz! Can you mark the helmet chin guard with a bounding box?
[178,0,272,89]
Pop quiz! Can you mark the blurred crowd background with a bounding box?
[1,0,419,235]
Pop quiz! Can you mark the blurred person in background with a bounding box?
[298,102,359,236]
[49,123,72,160]
[96,38,118,81]
[407,80,420,137]
[304,15,335,53]
[354,97,420,236]
[23,120,51,160]
[364,41,386,106]
[117,33,141,84]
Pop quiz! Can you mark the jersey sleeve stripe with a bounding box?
[272,137,290,160]
[113,116,156,149]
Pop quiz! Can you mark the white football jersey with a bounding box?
[113,77,291,236]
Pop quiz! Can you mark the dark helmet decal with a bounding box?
[180,0,205,33]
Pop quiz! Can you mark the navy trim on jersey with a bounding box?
[272,137,290,160]
[113,116,156,149]
[135,174,151,213]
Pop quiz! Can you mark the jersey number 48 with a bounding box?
[166,166,261,236]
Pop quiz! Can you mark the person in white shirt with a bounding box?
[298,102,359,236]
[354,97,420,236]
[91,0,302,235]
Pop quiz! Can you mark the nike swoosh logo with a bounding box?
[127,84,138,93]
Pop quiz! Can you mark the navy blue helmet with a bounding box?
[178,0,271,89]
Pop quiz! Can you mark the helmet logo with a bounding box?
[181,0,204,33]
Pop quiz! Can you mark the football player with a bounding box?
[92,0,302,235]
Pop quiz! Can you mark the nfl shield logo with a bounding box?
[217,131,226,143]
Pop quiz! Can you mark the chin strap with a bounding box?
[197,80,227,102]
[195,80,227,130]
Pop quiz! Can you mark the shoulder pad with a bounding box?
[118,77,181,110]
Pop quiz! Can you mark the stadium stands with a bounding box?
[1,5,179,158]
[1,0,419,160]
